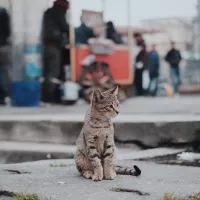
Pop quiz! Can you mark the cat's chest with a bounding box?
[94,125,114,138]
[96,127,112,135]
[94,127,114,153]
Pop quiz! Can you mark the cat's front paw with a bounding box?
[92,168,103,181]
[104,170,117,180]
[83,171,93,179]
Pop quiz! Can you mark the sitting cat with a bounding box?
[75,86,141,181]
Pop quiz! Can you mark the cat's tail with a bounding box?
[115,165,141,176]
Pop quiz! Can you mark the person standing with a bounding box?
[106,21,123,44]
[75,16,96,45]
[148,44,160,96]
[133,33,148,96]
[0,7,11,105]
[165,42,182,96]
[42,0,69,104]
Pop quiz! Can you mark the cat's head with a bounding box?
[92,86,119,118]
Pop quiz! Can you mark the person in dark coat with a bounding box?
[148,44,160,96]
[106,21,123,44]
[42,0,69,104]
[0,7,11,105]
[165,42,182,95]
[75,16,96,45]
[133,33,148,96]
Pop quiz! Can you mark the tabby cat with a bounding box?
[75,86,141,181]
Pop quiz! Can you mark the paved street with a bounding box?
[0,96,200,116]
[0,159,199,200]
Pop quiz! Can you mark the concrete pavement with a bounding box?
[0,159,199,200]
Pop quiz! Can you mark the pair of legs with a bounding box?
[0,46,11,105]
[42,46,71,103]
[42,46,62,104]
[170,66,181,94]
[148,76,159,97]
[135,68,144,96]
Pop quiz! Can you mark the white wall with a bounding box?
[0,0,49,80]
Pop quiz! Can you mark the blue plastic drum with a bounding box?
[11,81,41,107]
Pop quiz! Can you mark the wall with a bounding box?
[1,0,49,80]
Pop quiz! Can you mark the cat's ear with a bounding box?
[92,90,104,102]
[106,86,118,96]
[112,86,119,96]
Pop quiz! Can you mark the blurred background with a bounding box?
[0,0,200,165]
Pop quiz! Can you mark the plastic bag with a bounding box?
[142,70,150,90]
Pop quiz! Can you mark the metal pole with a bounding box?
[101,0,106,38]
[197,0,200,53]
[68,0,76,81]
[127,0,134,82]
[101,0,106,20]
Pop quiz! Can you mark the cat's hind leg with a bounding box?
[103,145,116,180]
[75,151,93,179]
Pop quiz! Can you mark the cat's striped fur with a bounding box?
[75,86,141,181]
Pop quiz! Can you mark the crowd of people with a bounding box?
[0,0,183,106]
[133,33,182,97]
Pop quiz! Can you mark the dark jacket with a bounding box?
[42,6,69,46]
[0,8,10,46]
[106,22,123,44]
[75,23,95,45]
[148,50,160,77]
[135,39,148,68]
[165,48,182,67]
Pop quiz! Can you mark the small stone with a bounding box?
[47,153,51,159]
[57,182,65,185]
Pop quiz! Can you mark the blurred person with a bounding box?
[165,42,182,96]
[42,0,69,104]
[75,16,96,45]
[0,7,11,105]
[106,21,123,44]
[148,44,160,96]
[133,33,148,96]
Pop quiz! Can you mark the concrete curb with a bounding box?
[1,113,200,122]
[0,141,185,164]
[0,116,200,147]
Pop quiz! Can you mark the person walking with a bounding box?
[165,42,182,96]
[148,44,160,96]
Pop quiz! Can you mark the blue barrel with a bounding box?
[11,81,41,107]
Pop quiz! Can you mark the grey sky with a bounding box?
[72,0,197,26]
